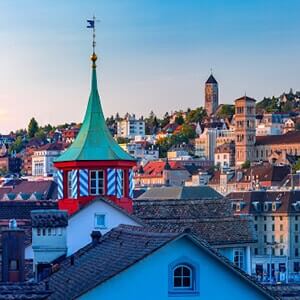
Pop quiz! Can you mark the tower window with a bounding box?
[90,170,105,195]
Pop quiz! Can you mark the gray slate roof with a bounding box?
[137,186,223,201]
[133,199,256,245]
[31,210,68,228]
[44,225,277,300]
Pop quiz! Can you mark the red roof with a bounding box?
[256,131,300,146]
[139,161,185,178]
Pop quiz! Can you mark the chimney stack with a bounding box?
[1,219,25,282]
[91,231,102,246]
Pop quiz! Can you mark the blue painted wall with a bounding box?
[80,237,269,300]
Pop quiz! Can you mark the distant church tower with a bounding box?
[205,73,218,115]
[234,96,256,167]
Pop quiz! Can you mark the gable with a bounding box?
[67,200,141,255]
[81,237,272,300]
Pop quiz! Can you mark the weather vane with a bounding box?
[87,16,100,54]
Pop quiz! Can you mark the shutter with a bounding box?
[129,169,134,199]
[79,169,89,196]
[107,168,116,196]
[56,170,63,199]
[71,170,78,199]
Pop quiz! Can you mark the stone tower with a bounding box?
[234,96,256,167]
[205,74,218,115]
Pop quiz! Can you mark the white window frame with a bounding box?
[94,213,106,229]
[90,170,105,195]
[233,248,244,270]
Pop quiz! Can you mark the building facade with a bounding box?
[235,96,256,167]
[32,143,64,177]
[117,114,145,139]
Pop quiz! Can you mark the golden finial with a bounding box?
[91,52,97,68]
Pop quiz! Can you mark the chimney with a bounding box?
[31,210,68,273]
[2,219,25,282]
[91,231,102,246]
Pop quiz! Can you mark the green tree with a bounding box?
[241,160,251,169]
[9,136,23,154]
[34,129,46,140]
[293,159,300,173]
[28,117,39,138]
[216,105,235,119]
[186,107,207,124]
[175,114,184,125]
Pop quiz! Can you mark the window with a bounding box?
[254,224,258,231]
[233,248,244,270]
[280,224,283,231]
[254,248,258,255]
[37,228,41,236]
[9,260,19,271]
[94,213,106,229]
[296,235,299,243]
[280,235,284,243]
[296,224,299,232]
[280,216,283,221]
[168,259,199,296]
[90,170,105,195]
[280,248,284,256]
[264,224,267,231]
[295,248,299,257]
[68,171,73,198]
[264,216,267,221]
[264,235,267,243]
[173,265,192,288]
[272,224,275,231]
[294,262,300,273]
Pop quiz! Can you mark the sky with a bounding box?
[0,0,300,133]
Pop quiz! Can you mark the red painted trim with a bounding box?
[54,160,136,170]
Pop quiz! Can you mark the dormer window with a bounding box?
[236,203,241,212]
[272,202,277,212]
[173,265,192,288]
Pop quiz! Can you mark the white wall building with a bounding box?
[32,143,63,177]
[25,198,142,260]
[117,114,145,139]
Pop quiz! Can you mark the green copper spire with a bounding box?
[55,54,134,162]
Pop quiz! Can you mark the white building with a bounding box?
[32,143,64,177]
[117,114,145,139]
[26,198,143,260]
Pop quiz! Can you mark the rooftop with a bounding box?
[44,225,275,299]
[55,55,134,163]
[256,131,300,146]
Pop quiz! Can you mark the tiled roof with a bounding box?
[235,96,256,102]
[256,131,300,146]
[0,180,58,200]
[45,225,276,300]
[226,190,300,214]
[35,142,64,152]
[137,160,185,178]
[0,282,50,299]
[0,201,58,220]
[133,199,256,245]
[137,186,223,200]
[31,210,68,228]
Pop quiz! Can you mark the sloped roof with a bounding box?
[206,74,218,84]
[133,198,256,245]
[137,186,223,200]
[55,58,134,162]
[256,131,300,146]
[45,225,276,300]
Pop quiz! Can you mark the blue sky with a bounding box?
[0,0,299,133]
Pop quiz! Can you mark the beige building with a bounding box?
[227,190,300,282]
[235,96,256,167]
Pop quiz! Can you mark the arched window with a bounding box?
[168,258,199,296]
[173,264,192,289]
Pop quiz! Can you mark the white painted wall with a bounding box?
[25,199,141,259]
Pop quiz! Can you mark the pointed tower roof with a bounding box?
[206,74,218,84]
[56,53,134,162]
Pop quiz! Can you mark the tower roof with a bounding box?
[206,74,218,84]
[55,55,134,163]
